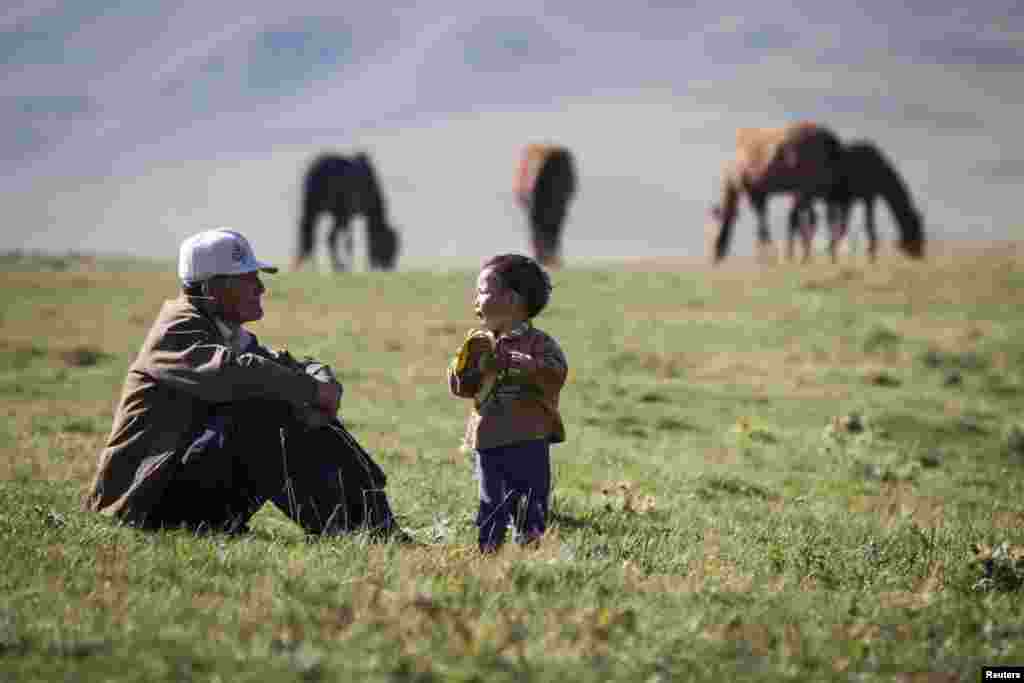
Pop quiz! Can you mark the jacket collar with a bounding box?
[498,319,532,340]
[214,317,254,353]
[180,295,253,352]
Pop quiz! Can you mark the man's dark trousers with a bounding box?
[147,399,393,535]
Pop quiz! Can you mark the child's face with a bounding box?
[475,267,525,332]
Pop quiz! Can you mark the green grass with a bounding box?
[3,246,1024,681]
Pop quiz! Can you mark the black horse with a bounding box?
[294,152,399,271]
[787,140,925,263]
[516,144,577,267]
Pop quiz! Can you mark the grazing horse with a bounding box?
[293,152,400,272]
[515,143,577,267]
[816,141,926,262]
[708,121,843,264]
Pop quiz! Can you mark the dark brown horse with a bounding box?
[708,122,844,264]
[515,144,577,268]
[293,152,399,272]
[815,141,925,262]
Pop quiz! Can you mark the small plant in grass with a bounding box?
[822,412,919,481]
[60,345,111,367]
[821,412,871,453]
[597,481,657,514]
[862,325,902,354]
[730,416,777,446]
[1004,423,1024,460]
[971,542,1024,592]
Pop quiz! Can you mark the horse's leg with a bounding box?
[788,198,815,264]
[344,224,354,270]
[749,192,774,264]
[786,201,815,263]
[326,213,352,272]
[864,199,878,263]
[294,206,318,270]
[710,181,740,264]
[529,196,559,267]
[546,192,570,268]
[800,203,818,264]
[785,202,799,263]
[826,201,849,263]
[366,222,379,270]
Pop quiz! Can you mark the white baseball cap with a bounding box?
[178,228,278,284]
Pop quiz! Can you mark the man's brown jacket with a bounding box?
[84,296,319,525]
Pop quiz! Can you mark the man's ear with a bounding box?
[203,276,227,302]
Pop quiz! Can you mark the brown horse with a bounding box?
[515,143,577,268]
[814,141,925,262]
[293,152,400,272]
[708,121,844,264]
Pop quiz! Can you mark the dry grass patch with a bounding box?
[596,480,657,514]
[831,621,914,643]
[848,482,947,529]
[330,542,640,663]
[701,619,773,656]
[991,510,1024,529]
[892,674,960,683]
[621,528,754,595]
[877,561,945,610]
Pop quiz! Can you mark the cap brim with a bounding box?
[245,259,278,274]
[218,258,279,277]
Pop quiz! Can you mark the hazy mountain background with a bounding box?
[2,1,1021,268]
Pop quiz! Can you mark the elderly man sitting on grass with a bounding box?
[85,228,406,539]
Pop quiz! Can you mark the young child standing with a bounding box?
[448,254,568,553]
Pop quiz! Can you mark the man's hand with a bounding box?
[315,380,341,416]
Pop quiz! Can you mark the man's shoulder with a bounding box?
[147,297,219,341]
[156,296,202,319]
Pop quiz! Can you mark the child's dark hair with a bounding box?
[483,254,553,318]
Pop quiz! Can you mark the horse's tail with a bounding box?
[535,147,576,200]
[709,168,741,264]
[296,155,340,265]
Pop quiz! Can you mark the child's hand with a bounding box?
[477,349,537,375]
[478,351,499,374]
[506,351,536,372]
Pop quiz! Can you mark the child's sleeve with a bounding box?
[448,329,497,399]
[530,335,568,396]
[448,357,483,398]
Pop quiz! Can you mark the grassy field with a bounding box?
[2,242,1024,681]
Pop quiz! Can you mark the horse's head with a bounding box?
[898,209,925,259]
[368,222,399,270]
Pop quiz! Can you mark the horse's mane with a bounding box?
[839,139,924,255]
[840,140,914,208]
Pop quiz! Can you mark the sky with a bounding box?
[2,1,1022,268]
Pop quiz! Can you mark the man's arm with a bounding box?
[141,313,318,409]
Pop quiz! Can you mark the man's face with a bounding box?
[213,271,265,324]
